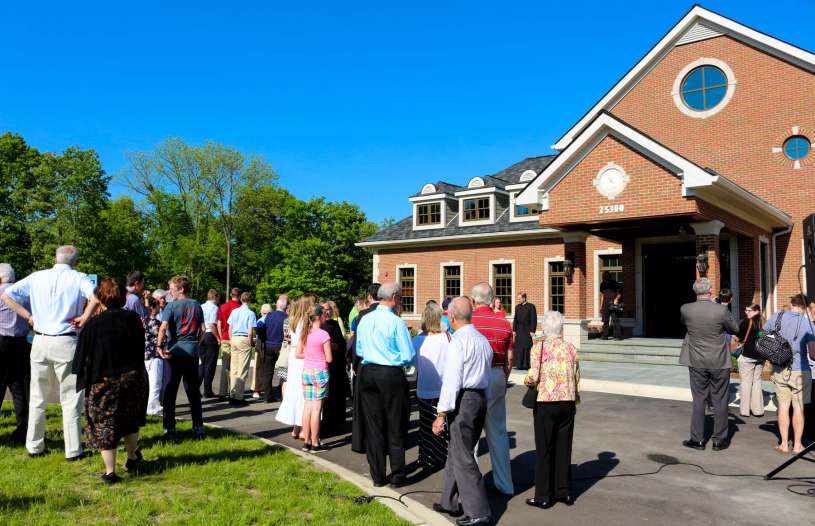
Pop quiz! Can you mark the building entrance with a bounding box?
[641,242,696,338]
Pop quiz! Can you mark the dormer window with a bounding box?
[509,190,540,222]
[416,202,442,226]
[463,197,490,222]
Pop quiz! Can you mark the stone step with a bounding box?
[582,338,684,349]
[579,344,681,357]
[579,353,683,366]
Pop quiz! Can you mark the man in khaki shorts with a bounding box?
[764,294,815,454]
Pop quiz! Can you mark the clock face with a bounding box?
[593,165,629,200]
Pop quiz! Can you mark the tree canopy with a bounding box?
[0,133,377,314]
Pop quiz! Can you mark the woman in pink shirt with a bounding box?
[297,304,333,452]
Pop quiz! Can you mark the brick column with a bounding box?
[691,220,724,297]
[738,235,761,307]
[562,232,589,319]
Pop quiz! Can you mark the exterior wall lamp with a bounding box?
[564,252,576,280]
[696,252,709,275]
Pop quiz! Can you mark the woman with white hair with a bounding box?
[524,310,580,509]
[414,301,450,471]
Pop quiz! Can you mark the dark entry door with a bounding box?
[642,242,697,338]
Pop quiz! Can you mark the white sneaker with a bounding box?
[252,392,260,399]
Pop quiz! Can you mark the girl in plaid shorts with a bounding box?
[297,304,333,453]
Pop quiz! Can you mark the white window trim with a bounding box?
[396,264,418,315]
[372,250,380,283]
[509,191,540,223]
[439,261,464,303]
[593,248,623,319]
[543,256,565,313]
[489,259,515,316]
[671,57,737,119]
[459,194,495,227]
[409,193,447,203]
[412,201,446,230]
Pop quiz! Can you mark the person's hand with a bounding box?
[26,316,34,328]
[71,315,88,328]
[158,348,171,360]
[432,416,446,436]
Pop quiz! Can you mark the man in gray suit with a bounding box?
[680,278,739,451]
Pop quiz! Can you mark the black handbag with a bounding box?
[521,340,544,409]
[754,311,793,367]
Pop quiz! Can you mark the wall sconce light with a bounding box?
[564,252,575,279]
[696,252,709,275]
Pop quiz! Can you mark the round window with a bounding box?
[783,135,811,160]
[680,65,728,111]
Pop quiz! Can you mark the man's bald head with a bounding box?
[448,296,473,325]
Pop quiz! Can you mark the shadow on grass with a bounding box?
[134,445,287,476]
[0,495,46,511]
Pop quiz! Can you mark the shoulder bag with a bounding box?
[522,340,544,409]
[731,318,751,358]
[754,311,793,367]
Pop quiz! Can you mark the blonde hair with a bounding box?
[422,302,443,332]
[326,299,341,321]
[289,295,317,334]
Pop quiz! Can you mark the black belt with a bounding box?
[34,331,77,337]
[462,388,486,394]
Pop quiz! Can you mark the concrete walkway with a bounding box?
[171,371,812,526]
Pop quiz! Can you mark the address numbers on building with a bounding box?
[598,204,625,214]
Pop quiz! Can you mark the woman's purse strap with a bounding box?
[529,338,545,389]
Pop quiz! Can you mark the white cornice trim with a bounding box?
[551,5,815,151]
[356,228,561,248]
[409,193,448,203]
[454,187,507,197]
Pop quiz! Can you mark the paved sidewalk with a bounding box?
[173,376,812,526]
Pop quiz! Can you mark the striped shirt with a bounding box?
[471,305,513,368]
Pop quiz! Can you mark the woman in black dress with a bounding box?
[320,301,351,436]
[73,278,148,484]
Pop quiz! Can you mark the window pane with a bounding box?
[443,266,461,298]
[399,268,415,313]
[493,264,512,313]
[784,135,811,160]
[682,68,703,91]
[682,90,704,110]
[599,254,623,290]
[703,66,727,87]
[463,197,491,221]
[704,86,726,109]
[549,262,565,314]
[417,202,441,225]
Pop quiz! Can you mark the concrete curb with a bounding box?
[205,423,450,526]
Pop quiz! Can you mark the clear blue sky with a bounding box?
[2,1,813,223]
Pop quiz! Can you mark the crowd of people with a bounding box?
[1,246,814,525]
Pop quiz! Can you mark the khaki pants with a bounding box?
[229,336,252,400]
[737,356,765,416]
[27,334,83,458]
[218,341,232,397]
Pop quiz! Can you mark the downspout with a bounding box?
[771,225,793,312]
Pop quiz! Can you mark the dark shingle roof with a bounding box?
[363,155,558,245]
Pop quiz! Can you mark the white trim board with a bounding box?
[488,258,516,316]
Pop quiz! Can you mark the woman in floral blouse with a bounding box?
[143,296,164,416]
[524,310,580,510]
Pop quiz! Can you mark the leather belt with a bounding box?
[34,331,77,337]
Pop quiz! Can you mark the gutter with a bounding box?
[771,225,793,312]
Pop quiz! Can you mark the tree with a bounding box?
[0,133,41,276]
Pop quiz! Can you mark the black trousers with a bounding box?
[0,336,30,438]
[804,379,815,442]
[163,354,204,431]
[262,344,281,402]
[689,367,730,442]
[359,364,409,485]
[198,333,219,395]
[601,307,622,339]
[533,401,575,500]
[513,337,532,370]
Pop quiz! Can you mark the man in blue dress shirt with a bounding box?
[356,281,415,487]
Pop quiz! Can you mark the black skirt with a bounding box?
[417,397,449,471]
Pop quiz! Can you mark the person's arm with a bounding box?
[723,311,739,335]
[323,339,333,364]
[395,319,416,366]
[1,293,33,327]
[296,332,306,359]
[529,304,538,337]
[434,339,464,435]
[524,340,542,386]
[156,321,171,359]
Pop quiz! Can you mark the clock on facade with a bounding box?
[593,162,630,200]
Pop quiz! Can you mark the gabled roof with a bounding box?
[516,111,791,232]
[552,4,815,151]
[409,181,463,198]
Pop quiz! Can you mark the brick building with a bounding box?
[358,6,812,348]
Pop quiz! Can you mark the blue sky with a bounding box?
[2,1,814,223]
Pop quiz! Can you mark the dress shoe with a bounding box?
[682,439,705,450]
[556,495,574,506]
[456,516,492,526]
[712,439,730,451]
[125,450,144,472]
[432,503,463,517]
[66,451,91,462]
[101,472,122,485]
[203,391,217,398]
[372,480,387,488]
[228,398,249,407]
[525,497,554,509]
[389,478,409,489]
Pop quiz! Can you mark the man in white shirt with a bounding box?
[199,289,221,398]
[432,297,493,526]
[1,245,98,460]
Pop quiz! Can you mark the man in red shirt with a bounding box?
[217,287,241,397]
[470,282,515,497]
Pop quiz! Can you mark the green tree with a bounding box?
[0,133,41,276]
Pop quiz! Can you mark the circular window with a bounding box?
[681,66,728,111]
[783,135,810,160]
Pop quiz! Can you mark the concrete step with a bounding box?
[579,344,681,357]
[583,337,683,349]
[579,353,683,366]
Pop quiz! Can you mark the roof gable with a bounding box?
[552,5,815,151]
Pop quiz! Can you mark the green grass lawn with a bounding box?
[0,402,410,526]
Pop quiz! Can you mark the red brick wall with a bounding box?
[611,34,815,305]
[540,135,699,227]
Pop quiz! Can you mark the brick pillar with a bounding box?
[562,232,589,319]
[691,220,724,297]
[738,235,761,307]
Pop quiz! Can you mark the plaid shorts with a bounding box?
[302,368,329,401]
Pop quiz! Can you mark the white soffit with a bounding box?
[551,5,815,151]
